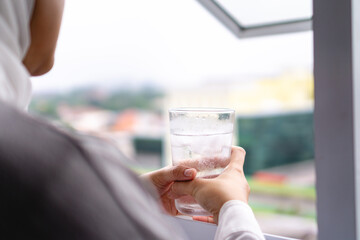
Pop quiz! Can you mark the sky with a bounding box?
[31,0,313,93]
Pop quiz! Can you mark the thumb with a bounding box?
[168,165,197,182]
[156,166,197,186]
[224,146,246,173]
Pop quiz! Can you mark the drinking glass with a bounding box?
[169,108,235,216]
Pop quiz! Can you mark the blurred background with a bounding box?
[29,0,315,239]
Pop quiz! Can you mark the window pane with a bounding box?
[215,0,312,26]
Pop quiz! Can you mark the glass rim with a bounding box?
[169,107,235,114]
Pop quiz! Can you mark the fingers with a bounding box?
[192,216,215,224]
[225,146,246,173]
[157,166,197,185]
[166,190,183,199]
[161,195,178,216]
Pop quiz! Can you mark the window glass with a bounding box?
[29,0,316,239]
[215,0,313,26]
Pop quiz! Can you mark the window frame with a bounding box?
[313,0,360,239]
[196,0,312,38]
[175,217,292,240]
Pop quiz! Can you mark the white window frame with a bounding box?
[314,0,360,239]
[175,217,293,240]
[196,0,312,38]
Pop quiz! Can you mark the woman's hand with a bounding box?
[169,146,250,224]
[141,166,197,215]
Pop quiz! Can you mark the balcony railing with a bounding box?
[175,217,298,240]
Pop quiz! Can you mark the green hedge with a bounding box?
[133,137,162,153]
[238,112,314,175]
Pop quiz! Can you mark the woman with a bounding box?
[0,0,264,239]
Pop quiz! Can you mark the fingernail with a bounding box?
[184,169,193,177]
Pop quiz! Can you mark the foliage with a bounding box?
[238,112,314,175]
[29,86,164,118]
[133,137,162,154]
[248,178,316,200]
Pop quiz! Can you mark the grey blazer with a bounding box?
[0,102,186,240]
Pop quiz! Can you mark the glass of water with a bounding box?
[169,107,235,216]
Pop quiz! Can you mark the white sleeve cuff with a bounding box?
[215,200,265,240]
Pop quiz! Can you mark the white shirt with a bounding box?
[0,0,34,110]
[216,200,265,240]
